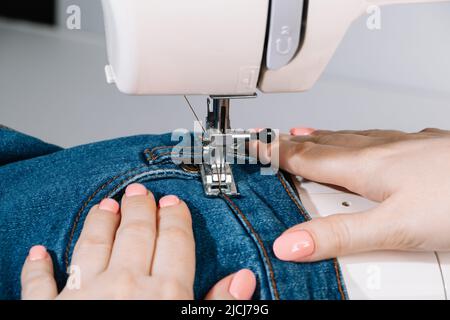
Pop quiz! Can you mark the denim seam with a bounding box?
[277,171,347,300]
[144,146,198,162]
[64,164,148,268]
[65,163,277,298]
[148,146,280,300]
[65,166,200,268]
[63,144,347,300]
[277,172,311,221]
[221,193,281,300]
[144,146,254,164]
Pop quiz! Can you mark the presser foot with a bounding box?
[200,162,239,197]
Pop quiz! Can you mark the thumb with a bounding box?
[21,245,58,300]
[205,269,256,300]
[273,208,396,262]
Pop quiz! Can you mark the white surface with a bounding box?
[297,179,447,300]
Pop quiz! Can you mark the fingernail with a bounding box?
[99,198,120,213]
[290,127,316,136]
[29,245,48,261]
[159,195,180,208]
[125,183,148,197]
[273,230,315,261]
[229,269,256,300]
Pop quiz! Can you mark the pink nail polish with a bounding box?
[159,195,180,208]
[273,230,315,261]
[229,269,256,300]
[125,183,148,197]
[29,245,48,261]
[99,198,120,213]
[290,127,316,136]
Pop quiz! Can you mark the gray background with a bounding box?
[1,1,449,147]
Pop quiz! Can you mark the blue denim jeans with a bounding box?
[0,127,347,300]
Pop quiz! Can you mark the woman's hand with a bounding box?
[21,183,256,300]
[271,128,450,262]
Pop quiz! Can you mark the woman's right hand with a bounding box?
[21,183,256,300]
[268,128,450,262]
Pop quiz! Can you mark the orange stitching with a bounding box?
[333,259,346,300]
[221,193,280,300]
[156,151,202,159]
[276,172,347,300]
[143,148,152,162]
[144,149,203,163]
[64,165,147,268]
[277,172,309,221]
[145,146,197,161]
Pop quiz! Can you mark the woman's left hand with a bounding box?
[21,183,256,300]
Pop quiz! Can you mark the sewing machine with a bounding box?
[100,0,449,299]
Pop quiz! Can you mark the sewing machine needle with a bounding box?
[183,95,206,133]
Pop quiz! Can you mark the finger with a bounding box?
[21,246,58,300]
[70,199,120,282]
[109,183,157,275]
[289,127,316,136]
[290,133,381,148]
[248,129,277,165]
[273,204,399,262]
[151,196,196,287]
[205,269,256,300]
[247,129,263,160]
[313,129,407,138]
[310,129,440,143]
[276,138,366,191]
[418,128,450,136]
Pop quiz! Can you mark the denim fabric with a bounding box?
[0,126,62,166]
[0,127,347,300]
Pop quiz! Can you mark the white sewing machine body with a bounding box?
[101,0,448,95]
[101,0,450,299]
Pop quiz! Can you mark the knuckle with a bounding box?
[291,142,316,165]
[76,236,112,253]
[317,135,335,145]
[420,127,438,133]
[119,220,156,239]
[295,141,315,155]
[159,226,192,242]
[286,142,317,173]
[125,197,153,212]
[326,216,353,256]
[364,130,381,137]
[379,218,416,250]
